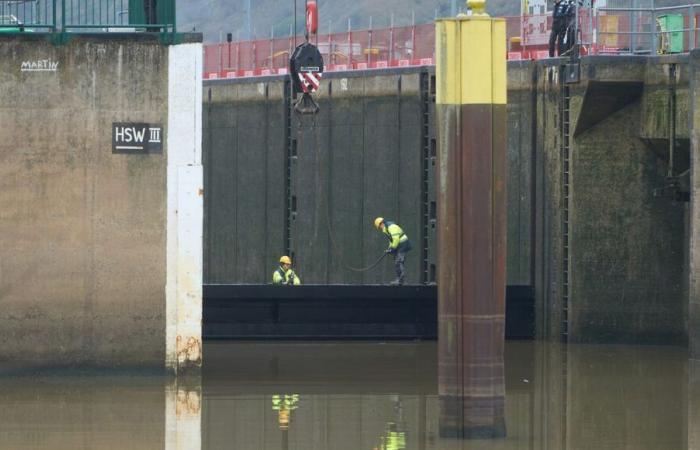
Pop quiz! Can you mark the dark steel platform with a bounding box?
[204,284,534,340]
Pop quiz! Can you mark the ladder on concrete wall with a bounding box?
[284,79,294,258]
[420,72,431,284]
[561,83,571,342]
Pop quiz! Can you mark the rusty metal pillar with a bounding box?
[435,0,507,439]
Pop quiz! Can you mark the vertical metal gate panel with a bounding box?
[326,77,367,284]
[204,81,287,284]
[361,76,404,285]
[292,86,333,283]
[204,68,439,286]
[397,73,426,285]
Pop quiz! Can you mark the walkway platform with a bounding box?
[203,285,534,340]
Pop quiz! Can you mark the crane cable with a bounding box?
[296,114,389,273]
[290,0,386,273]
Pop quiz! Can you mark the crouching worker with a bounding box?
[272,255,301,285]
[374,217,412,285]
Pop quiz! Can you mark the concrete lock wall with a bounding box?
[0,34,203,372]
[205,56,693,345]
[507,56,689,344]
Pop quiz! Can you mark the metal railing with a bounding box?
[0,0,175,32]
[203,23,438,78]
[203,17,523,79]
[595,3,700,55]
[201,4,700,78]
[0,0,55,31]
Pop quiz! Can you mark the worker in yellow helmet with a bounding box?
[374,217,412,286]
[272,256,301,285]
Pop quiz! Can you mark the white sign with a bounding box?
[112,123,164,154]
[20,59,59,73]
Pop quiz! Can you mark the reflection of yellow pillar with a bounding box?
[278,408,290,430]
[435,0,507,439]
[272,394,299,430]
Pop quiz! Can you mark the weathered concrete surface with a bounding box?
[166,43,204,375]
[507,61,536,287]
[0,34,202,370]
[572,57,686,344]
[690,49,700,358]
[510,55,689,344]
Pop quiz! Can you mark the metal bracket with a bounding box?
[293,93,319,115]
[563,62,580,84]
[653,176,690,202]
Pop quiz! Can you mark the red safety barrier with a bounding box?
[203,8,700,78]
[203,23,438,78]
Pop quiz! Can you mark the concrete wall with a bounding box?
[511,56,690,344]
[0,34,202,371]
[507,62,536,287]
[690,49,700,358]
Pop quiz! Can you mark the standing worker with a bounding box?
[549,0,572,57]
[374,217,412,286]
[272,256,301,285]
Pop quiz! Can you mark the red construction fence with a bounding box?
[204,7,700,79]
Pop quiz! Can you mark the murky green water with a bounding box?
[0,341,693,449]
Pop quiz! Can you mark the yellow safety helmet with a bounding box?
[374,217,384,230]
[279,255,292,265]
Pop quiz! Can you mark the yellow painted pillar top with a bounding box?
[467,0,488,16]
[435,9,506,105]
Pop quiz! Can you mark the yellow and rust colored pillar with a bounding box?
[435,0,507,439]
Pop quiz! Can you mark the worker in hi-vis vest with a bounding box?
[374,217,412,285]
[272,255,301,285]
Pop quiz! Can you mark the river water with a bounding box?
[0,340,693,449]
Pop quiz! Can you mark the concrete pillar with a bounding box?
[0,35,203,372]
[166,43,204,374]
[691,49,700,358]
[435,0,507,439]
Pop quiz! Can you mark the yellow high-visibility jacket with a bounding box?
[272,266,301,285]
[383,221,409,251]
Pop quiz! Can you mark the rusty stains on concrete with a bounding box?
[176,335,202,366]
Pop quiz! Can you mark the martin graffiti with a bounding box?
[20,59,59,72]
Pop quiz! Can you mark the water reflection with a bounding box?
[0,341,691,449]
